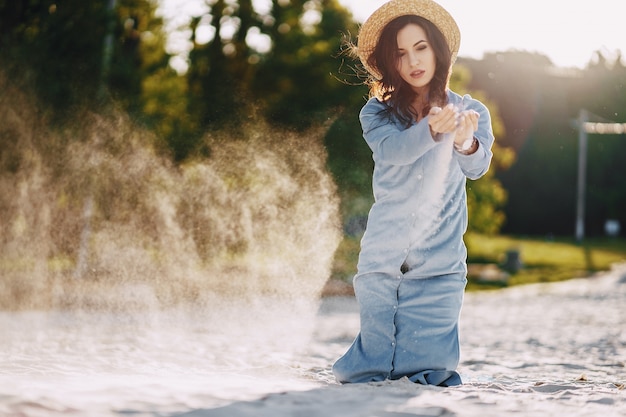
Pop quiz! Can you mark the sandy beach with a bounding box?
[1,263,625,417]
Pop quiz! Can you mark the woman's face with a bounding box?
[395,23,436,94]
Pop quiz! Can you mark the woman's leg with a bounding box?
[390,273,466,386]
[332,273,401,383]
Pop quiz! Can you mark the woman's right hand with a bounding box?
[428,104,458,137]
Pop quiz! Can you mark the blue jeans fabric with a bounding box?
[332,273,466,386]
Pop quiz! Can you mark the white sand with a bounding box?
[1,264,625,416]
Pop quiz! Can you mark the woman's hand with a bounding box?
[428,104,457,137]
[453,110,480,146]
[429,105,480,151]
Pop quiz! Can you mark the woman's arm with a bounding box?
[360,98,439,166]
[452,94,495,180]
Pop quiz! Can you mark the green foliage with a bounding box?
[0,0,171,122]
[252,0,360,127]
[185,0,250,132]
[176,0,362,160]
[110,0,171,113]
[323,103,373,221]
[0,0,108,111]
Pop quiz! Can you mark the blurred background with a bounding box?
[1,0,625,308]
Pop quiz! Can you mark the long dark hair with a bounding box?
[368,15,452,127]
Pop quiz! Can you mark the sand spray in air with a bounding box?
[408,100,473,248]
[0,74,342,353]
[408,135,454,248]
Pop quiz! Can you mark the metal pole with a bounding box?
[575,109,588,242]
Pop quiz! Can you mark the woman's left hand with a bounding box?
[453,110,480,146]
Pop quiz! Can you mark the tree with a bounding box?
[0,0,171,124]
[178,0,360,159]
[186,0,257,133]
[252,0,360,127]
[109,0,171,114]
[0,0,109,113]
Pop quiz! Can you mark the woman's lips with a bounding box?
[411,70,424,78]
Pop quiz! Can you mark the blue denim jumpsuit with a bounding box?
[332,91,494,386]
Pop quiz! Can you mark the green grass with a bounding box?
[330,233,626,291]
[465,233,626,290]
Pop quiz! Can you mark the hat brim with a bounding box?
[357,0,460,80]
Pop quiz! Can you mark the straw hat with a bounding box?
[357,0,461,79]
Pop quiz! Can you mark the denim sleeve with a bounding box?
[359,98,439,166]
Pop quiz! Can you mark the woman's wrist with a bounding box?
[454,137,478,155]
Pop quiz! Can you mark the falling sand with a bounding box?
[0,71,342,312]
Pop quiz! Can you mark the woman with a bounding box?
[332,0,494,386]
